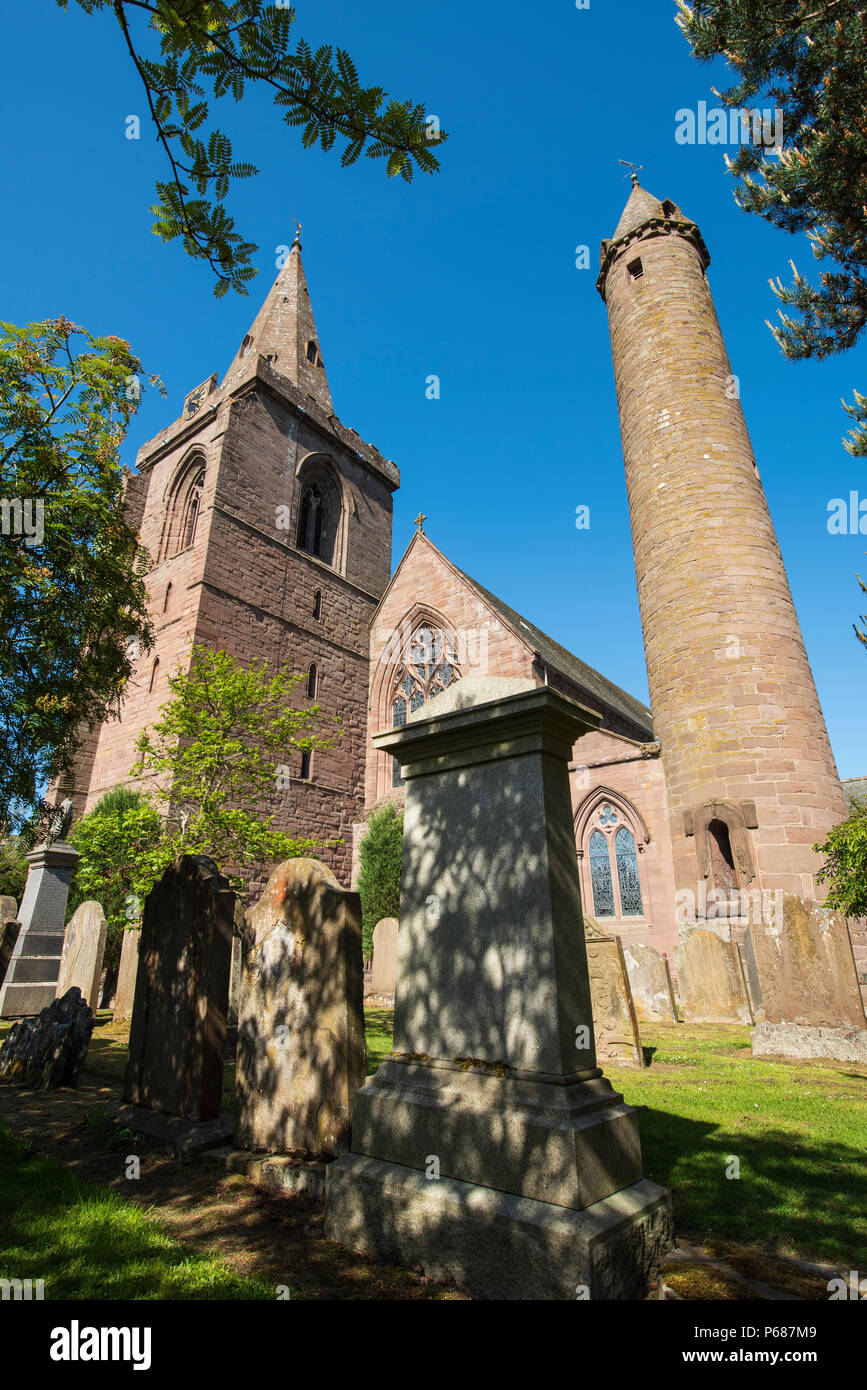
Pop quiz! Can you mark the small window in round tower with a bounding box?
[627,258,643,282]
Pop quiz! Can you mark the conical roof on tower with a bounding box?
[220,237,334,414]
[612,180,683,241]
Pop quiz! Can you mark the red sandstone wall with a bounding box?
[602,219,849,902]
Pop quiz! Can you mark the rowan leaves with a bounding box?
[59,0,446,297]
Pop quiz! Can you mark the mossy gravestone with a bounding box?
[236,859,365,1157]
[123,857,234,1122]
[749,894,867,1063]
[675,929,753,1025]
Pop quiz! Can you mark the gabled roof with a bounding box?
[842,777,867,806]
[377,530,653,740]
[451,562,654,738]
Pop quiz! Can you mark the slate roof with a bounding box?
[842,777,867,806]
[451,563,655,740]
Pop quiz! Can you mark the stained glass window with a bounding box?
[615,826,643,916]
[388,624,464,787]
[589,830,615,917]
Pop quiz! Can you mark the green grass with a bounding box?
[364,1007,396,1075]
[363,1011,867,1269]
[607,1023,867,1267]
[0,1124,275,1300]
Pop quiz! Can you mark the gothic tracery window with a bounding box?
[390,623,461,788]
[586,801,644,919]
[163,457,206,560]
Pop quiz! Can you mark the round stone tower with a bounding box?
[597,178,848,913]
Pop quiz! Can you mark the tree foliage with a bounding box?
[131,643,337,887]
[677,2,867,453]
[815,795,867,918]
[356,803,403,960]
[67,786,168,972]
[0,837,29,903]
[59,1,446,296]
[0,317,159,833]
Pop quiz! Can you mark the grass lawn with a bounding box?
[1,1008,864,1299]
[0,1123,275,1299]
[604,1021,867,1270]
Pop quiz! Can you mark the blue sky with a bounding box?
[1,0,864,775]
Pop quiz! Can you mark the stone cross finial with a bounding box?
[414,513,427,533]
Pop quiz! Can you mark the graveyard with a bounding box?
[2,0,867,1335]
[1,674,866,1304]
[1,1007,865,1301]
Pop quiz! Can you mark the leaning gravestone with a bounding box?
[0,987,94,1087]
[56,901,107,1011]
[112,926,141,1024]
[583,916,644,1066]
[367,917,399,999]
[123,856,234,1122]
[748,894,867,1063]
[236,859,365,1156]
[0,840,79,1017]
[675,929,753,1025]
[325,675,672,1300]
[623,942,679,1024]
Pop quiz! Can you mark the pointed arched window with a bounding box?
[307,663,318,699]
[581,799,645,921]
[390,622,461,788]
[162,456,206,560]
[297,483,328,559]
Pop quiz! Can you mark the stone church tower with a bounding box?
[597,179,849,913]
[70,236,399,885]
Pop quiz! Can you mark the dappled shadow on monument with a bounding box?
[235,859,365,1160]
[123,856,234,1124]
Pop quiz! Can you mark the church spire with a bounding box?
[221,235,334,414]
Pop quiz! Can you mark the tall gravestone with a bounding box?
[749,895,867,1063]
[236,859,365,1156]
[0,841,79,1018]
[367,917,399,999]
[583,917,644,1066]
[675,929,753,1026]
[123,856,234,1122]
[325,676,672,1300]
[56,901,107,1011]
[623,942,679,1024]
[113,927,141,1024]
[0,900,20,993]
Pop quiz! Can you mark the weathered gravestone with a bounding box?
[367,917,399,999]
[112,926,141,1024]
[56,901,107,1011]
[0,841,79,1017]
[623,942,679,1024]
[583,916,644,1066]
[236,859,365,1156]
[325,676,673,1300]
[675,929,753,1025]
[0,896,17,926]
[748,895,867,1063]
[123,856,234,1122]
[0,987,94,1087]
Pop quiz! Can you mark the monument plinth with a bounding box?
[325,677,673,1300]
[0,841,80,1018]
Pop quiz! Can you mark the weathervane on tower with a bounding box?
[291,217,302,249]
[617,159,643,185]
